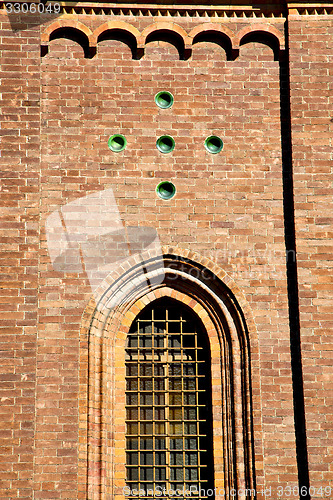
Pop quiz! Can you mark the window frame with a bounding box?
[125,298,215,498]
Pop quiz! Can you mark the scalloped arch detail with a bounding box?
[141,22,192,49]
[189,23,235,44]
[91,21,142,48]
[40,20,93,44]
[234,24,285,50]
[41,21,285,60]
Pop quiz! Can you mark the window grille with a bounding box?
[125,299,215,499]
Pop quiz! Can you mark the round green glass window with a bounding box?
[204,136,224,154]
[155,91,174,109]
[156,135,175,154]
[156,181,176,200]
[108,134,127,152]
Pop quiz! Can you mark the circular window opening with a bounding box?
[155,91,174,109]
[156,181,176,200]
[108,134,127,152]
[156,135,175,154]
[204,136,223,154]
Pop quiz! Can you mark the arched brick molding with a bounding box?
[142,23,192,60]
[79,247,262,500]
[190,24,236,60]
[41,20,93,58]
[92,22,142,59]
[40,21,285,61]
[235,25,285,60]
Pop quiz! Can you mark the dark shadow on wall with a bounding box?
[240,31,280,61]
[279,20,311,500]
[97,29,141,60]
[192,31,234,61]
[145,29,188,60]
[48,27,90,57]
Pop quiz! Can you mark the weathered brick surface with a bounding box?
[0,5,331,499]
[36,18,294,497]
[289,14,333,491]
[0,14,40,500]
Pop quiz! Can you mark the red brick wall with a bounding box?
[0,14,40,500]
[36,17,295,497]
[0,6,331,499]
[289,13,333,492]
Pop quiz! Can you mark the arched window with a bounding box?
[125,298,215,498]
[83,252,257,499]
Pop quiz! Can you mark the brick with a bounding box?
[0,5,332,499]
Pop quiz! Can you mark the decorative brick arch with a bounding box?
[91,21,142,52]
[189,23,235,42]
[41,21,285,61]
[189,24,235,60]
[41,19,93,43]
[78,247,262,500]
[189,23,235,47]
[234,24,285,51]
[141,22,191,47]
[41,20,93,57]
[141,22,192,59]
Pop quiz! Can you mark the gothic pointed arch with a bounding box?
[78,247,261,499]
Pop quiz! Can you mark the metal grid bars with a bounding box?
[125,299,214,499]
